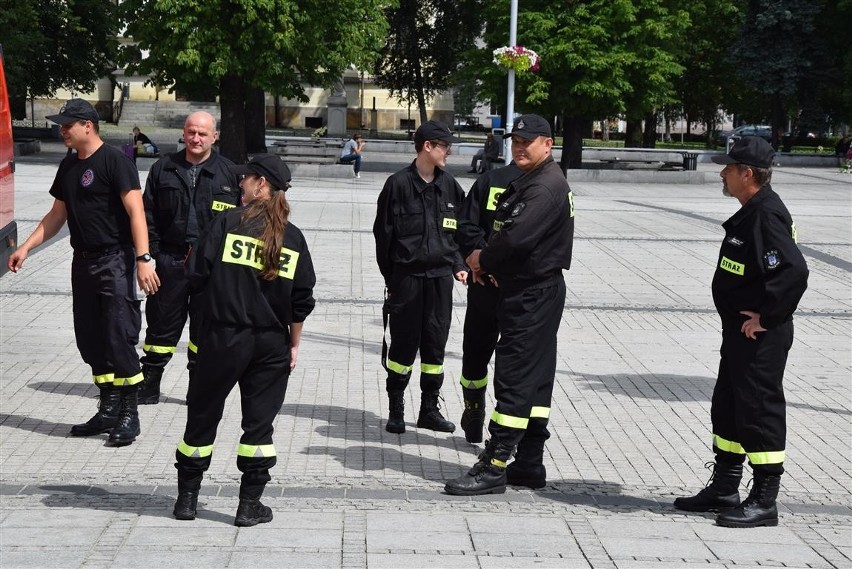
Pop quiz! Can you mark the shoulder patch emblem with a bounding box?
[763,250,781,270]
[511,202,526,217]
[726,236,744,247]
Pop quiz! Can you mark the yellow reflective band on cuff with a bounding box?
[720,256,745,276]
[113,372,144,386]
[386,359,413,375]
[92,373,115,384]
[747,450,785,465]
[143,344,177,354]
[491,411,528,430]
[421,363,443,375]
[530,406,550,419]
[491,458,507,468]
[188,340,198,354]
[237,444,276,458]
[212,200,236,212]
[459,374,488,389]
[177,439,214,458]
[713,434,746,454]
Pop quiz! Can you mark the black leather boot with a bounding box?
[385,390,405,434]
[444,439,514,496]
[460,388,486,443]
[234,499,273,527]
[70,383,121,436]
[674,461,743,512]
[507,439,547,489]
[138,365,164,405]
[716,471,781,528]
[107,386,141,446]
[173,491,198,520]
[416,390,456,433]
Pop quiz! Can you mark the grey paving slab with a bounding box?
[1,158,850,569]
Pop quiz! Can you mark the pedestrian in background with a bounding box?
[468,133,500,174]
[674,136,808,528]
[137,111,240,405]
[454,161,522,443]
[373,120,467,435]
[173,154,315,526]
[8,99,159,446]
[445,114,574,495]
[339,133,366,178]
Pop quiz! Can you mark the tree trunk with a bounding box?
[560,115,584,170]
[245,86,267,155]
[642,111,657,148]
[625,120,643,148]
[219,74,247,163]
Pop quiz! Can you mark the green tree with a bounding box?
[0,0,121,119]
[373,0,483,124]
[121,0,390,162]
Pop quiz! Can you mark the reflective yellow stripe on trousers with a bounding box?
[490,411,528,430]
[459,374,488,389]
[143,344,177,354]
[92,373,115,384]
[237,444,276,458]
[177,439,214,458]
[386,358,413,375]
[113,372,144,386]
[421,363,443,375]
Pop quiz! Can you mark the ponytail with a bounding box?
[240,188,291,281]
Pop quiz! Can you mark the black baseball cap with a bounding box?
[46,98,100,125]
[711,136,775,169]
[504,114,552,140]
[229,154,292,192]
[414,120,461,145]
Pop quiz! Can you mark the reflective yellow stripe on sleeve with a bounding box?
[143,344,177,354]
[113,372,144,386]
[459,374,488,389]
[92,373,115,384]
[237,444,276,458]
[177,439,214,458]
[712,434,746,454]
[421,363,444,375]
[490,411,528,430]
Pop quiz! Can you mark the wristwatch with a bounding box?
[136,253,153,263]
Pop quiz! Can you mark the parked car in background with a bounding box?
[715,124,772,148]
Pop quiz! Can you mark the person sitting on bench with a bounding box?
[339,133,366,178]
[469,133,500,173]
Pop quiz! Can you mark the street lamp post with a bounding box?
[504,0,518,164]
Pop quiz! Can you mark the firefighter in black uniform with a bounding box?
[675,136,808,528]
[373,120,468,435]
[454,162,523,443]
[8,99,160,446]
[173,154,315,526]
[138,111,240,404]
[445,114,574,495]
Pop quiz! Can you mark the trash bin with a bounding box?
[682,152,698,171]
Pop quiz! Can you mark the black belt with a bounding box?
[76,247,124,259]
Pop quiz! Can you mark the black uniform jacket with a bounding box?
[373,161,466,284]
[712,184,808,329]
[455,163,523,259]
[479,157,574,291]
[186,208,316,330]
[144,149,240,255]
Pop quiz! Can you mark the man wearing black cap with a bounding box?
[445,114,574,495]
[674,136,809,528]
[137,111,239,405]
[8,98,160,446]
[174,153,315,526]
[373,119,468,434]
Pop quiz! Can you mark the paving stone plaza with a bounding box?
[1,144,850,568]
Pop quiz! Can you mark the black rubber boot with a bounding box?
[674,461,743,512]
[70,383,121,436]
[385,390,405,434]
[507,440,547,489]
[460,388,486,443]
[173,491,198,520]
[107,386,141,446]
[716,471,781,528]
[416,390,456,433]
[138,365,163,405]
[444,439,514,496]
[234,499,273,527]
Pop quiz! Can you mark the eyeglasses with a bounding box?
[431,140,452,153]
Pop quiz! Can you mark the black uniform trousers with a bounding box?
[459,281,500,391]
[489,275,565,449]
[142,250,199,372]
[711,320,793,473]
[71,249,143,386]
[175,323,290,498]
[385,273,453,392]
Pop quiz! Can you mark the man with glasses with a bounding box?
[138,111,240,405]
[373,120,467,435]
[445,114,574,495]
[8,98,159,446]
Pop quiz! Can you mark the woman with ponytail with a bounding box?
[173,154,316,527]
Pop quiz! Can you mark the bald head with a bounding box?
[183,111,219,164]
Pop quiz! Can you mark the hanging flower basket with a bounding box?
[493,46,540,74]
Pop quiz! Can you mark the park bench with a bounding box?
[584,148,698,170]
[271,138,344,165]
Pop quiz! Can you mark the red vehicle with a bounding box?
[0,44,16,275]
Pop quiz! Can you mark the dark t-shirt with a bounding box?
[49,144,142,251]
